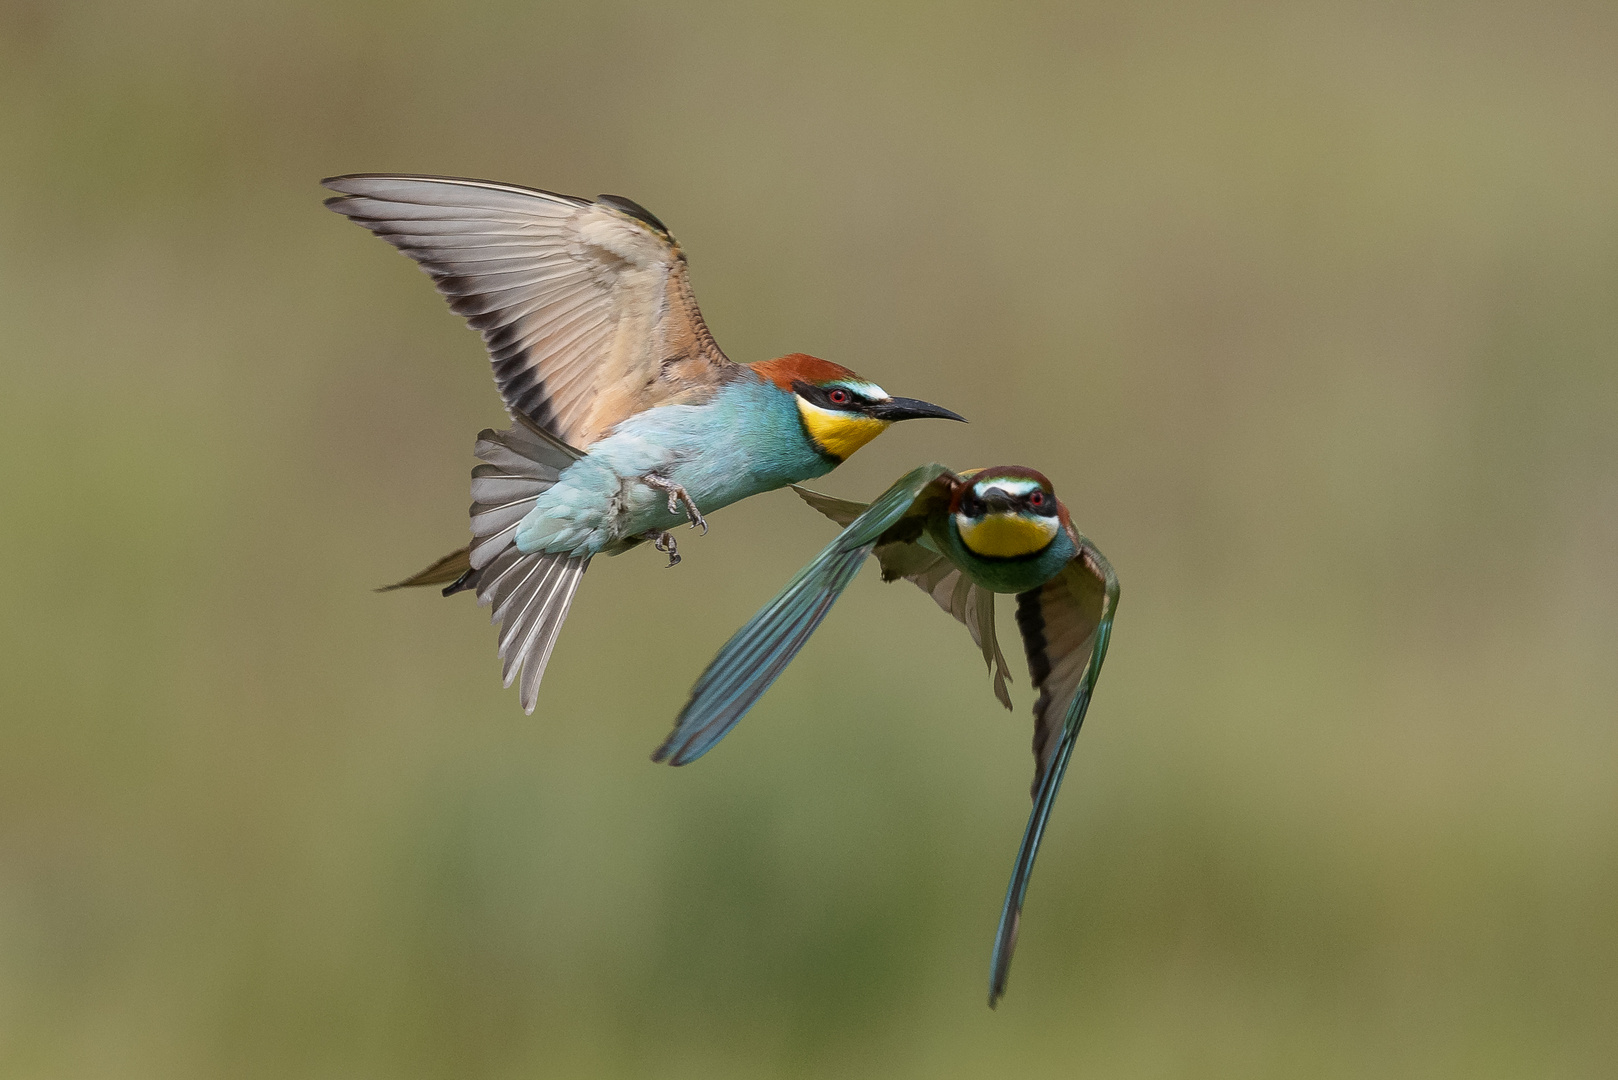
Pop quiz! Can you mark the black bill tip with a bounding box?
[869,397,968,423]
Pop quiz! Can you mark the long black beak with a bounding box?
[867,397,968,423]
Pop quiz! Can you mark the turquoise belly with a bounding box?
[521,376,835,555]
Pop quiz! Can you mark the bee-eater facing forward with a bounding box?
[323,175,964,711]
[655,464,1119,1006]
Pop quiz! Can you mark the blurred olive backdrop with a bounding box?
[3,1,1616,1077]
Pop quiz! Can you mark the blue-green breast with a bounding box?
[594,373,834,535]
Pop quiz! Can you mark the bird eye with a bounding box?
[827,388,851,405]
[1028,491,1045,507]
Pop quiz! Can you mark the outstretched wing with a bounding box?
[655,466,956,766]
[989,532,1119,1006]
[793,486,1014,708]
[323,174,736,447]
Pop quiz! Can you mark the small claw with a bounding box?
[641,528,682,567]
[658,530,681,567]
[645,475,708,535]
[674,489,708,532]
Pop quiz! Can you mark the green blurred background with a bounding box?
[3,1,1615,1076]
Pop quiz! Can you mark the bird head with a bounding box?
[951,467,1065,559]
[750,353,965,462]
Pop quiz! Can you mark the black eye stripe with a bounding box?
[961,486,1059,517]
[790,379,867,411]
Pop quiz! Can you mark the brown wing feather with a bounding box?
[1014,530,1112,797]
[898,558,1014,708]
[323,174,736,447]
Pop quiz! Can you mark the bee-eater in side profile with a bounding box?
[654,464,1119,1006]
[323,175,965,711]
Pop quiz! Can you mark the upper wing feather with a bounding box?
[323,174,736,447]
[989,530,1119,1007]
[655,466,955,766]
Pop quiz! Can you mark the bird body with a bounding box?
[512,360,870,557]
[323,174,961,709]
[656,464,1119,1006]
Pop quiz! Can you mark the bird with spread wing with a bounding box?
[323,175,964,712]
[654,464,1119,1006]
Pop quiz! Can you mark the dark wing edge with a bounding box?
[988,536,1119,1007]
[321,173,734,448]
[654,466,954,766]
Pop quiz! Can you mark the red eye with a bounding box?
[828,389,851,405]
[1029,492,1045,506]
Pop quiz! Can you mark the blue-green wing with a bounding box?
[653,465,955,766]
[989,535,1119,1007]
[794,486,1014,708]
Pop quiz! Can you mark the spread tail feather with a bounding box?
[379,422,588,712]
[469,425,572,569]
[380,423,570,594]
[476,547,590,712]
[466,422,588,712]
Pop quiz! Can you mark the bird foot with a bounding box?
[643,530,681,568]
[644,475,708,533]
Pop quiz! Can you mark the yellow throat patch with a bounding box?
[956,512,1060,558]
[796,399,892,461]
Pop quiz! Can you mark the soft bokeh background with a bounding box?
[3,1,1615,1076]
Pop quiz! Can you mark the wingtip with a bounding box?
[987,967,1010,1008]
[651,722,724,766]
[986,972,1009,1010]
[650,737,697,767]
[650,724,688,765]
[319,174,370,198]
[987,910,1020,1008]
